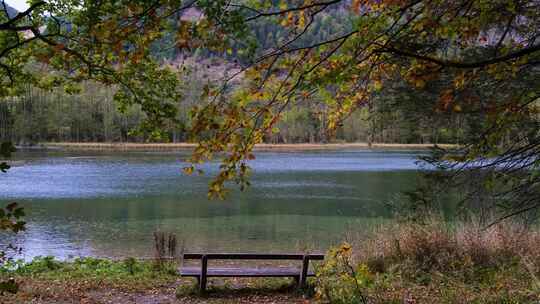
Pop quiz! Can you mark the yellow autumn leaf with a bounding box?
[298,12,305,28]
[373,80,383,91]
[415,78,426,88]
[287,12,294,24]
[454,73,466,89]
[182,166,194,175]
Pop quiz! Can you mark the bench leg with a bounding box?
[293,275,300,287]
[299,255,309,289]
[199,255,208,292]
[199,276,207,292]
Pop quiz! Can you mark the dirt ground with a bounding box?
[1,278,311,304]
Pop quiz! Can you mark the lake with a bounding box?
[0,149,424,259]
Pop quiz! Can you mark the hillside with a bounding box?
[2,3,18,18]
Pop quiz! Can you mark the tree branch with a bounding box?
[382,43,540,68]
[0,1,46,31]
[244,0,343,22]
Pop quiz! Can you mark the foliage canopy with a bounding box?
[1,0,539,217]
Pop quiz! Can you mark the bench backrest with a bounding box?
[183,253,324,260]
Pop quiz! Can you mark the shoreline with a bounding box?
[38,142,457,152]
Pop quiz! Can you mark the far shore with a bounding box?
[37,142,458,152]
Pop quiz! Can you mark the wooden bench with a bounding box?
[179,253,325,292]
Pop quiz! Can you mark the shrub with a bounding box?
[19,256,63,274]
[315,243,372,304]
[124,257,138,275]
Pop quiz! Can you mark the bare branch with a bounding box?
[244,0,342,22]
[381,43,540,68]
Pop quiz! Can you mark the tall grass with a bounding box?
[315,218,540,303]
[356,218,540,276]
[153,231,182,271]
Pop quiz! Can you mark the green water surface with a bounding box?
[0,149,423,259]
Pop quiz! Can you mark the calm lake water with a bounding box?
[0,149,424,259]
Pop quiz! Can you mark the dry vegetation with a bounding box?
[344,219,540,303]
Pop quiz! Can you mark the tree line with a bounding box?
[0,76,471,145]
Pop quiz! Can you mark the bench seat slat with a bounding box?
[180,266,315,277]
[183,253,324,260]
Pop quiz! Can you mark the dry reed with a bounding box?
[353,218,540,276]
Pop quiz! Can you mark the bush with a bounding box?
[315,243,372,304]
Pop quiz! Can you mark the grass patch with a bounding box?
[0,256,179,302]
[2,256,178,289]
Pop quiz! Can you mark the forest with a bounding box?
[0,3,473,145]
[0,78,471,145]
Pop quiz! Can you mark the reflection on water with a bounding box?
[1,150,423,259]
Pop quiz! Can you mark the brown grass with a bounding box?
[356,219,540,274]
[343,218,540,303]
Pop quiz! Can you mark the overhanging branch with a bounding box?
[382,44,540,68]
[0,1,46,31]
